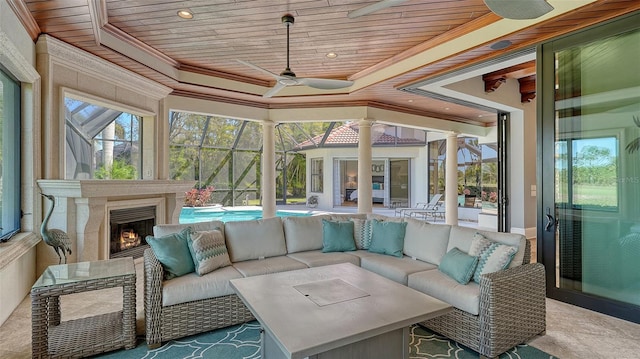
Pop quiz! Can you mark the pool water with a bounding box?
[179,207,312,223]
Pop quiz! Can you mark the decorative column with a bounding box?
[445,132,459,226]
[262,121,277,218]
[357,119,373,214]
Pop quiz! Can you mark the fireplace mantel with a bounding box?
[36,180,195,272]
[37,180,195,198]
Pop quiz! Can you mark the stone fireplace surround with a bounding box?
[36,180,194,274]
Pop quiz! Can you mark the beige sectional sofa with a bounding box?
[144,213,545,358]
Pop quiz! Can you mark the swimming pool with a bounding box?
[179,206,312,223]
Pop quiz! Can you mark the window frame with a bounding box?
[0,67,22,241]
[310,158,323,193]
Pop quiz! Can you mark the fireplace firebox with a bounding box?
[110,206,156,259]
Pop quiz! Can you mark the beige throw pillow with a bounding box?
[188,230,231,276]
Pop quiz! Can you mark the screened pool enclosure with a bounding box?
[168,111,343,206]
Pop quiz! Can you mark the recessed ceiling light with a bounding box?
[444,107,450,110]
[407,99,413,103]
[490,40,512,50]
[326,52,338,59]
[478,115,484,118]
[177,10,193,19]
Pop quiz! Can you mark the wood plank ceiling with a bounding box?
[13,0,640,126]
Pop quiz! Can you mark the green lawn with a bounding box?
[558,184,617,207]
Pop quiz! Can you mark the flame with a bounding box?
[119,229,141,250]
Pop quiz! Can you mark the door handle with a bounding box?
[545,210,556,232]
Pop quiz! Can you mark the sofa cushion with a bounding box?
[283,215,330,253]
[366,214,403,222]
[225,217,286,262]
[330,213,367,221]
[162,266,244,307]
[345,249,377,259]
[360,254,436,285]
[469,233,517,283]
[287,250,360,267]
[438,247,478,284]
[408,269,480,315]
[322,220,357,252]
[232,256,307,277]
[368,220,407,258]
[403,218,451,265]
[188,230,231,276]
[146,228,194,280]
[447,226,527,268]
[154,220,225,238]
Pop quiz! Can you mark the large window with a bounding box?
[65,96,141,179]
[310,158,323,193]
[0,68,21,240]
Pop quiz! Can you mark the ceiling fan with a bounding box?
[237,14,354,98]
[348,0,554,20]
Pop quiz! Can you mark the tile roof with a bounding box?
[295,123,425,150]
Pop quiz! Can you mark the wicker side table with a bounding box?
[31,257,136,358]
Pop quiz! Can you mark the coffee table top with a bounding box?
[230,262,451,359]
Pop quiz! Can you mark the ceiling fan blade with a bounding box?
[348,0,410,19]
[297,78,354,90]
[236,59,279,79]
[263,82,288,98]
[483,0,554,20]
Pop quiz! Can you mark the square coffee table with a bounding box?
[230,262,451,359]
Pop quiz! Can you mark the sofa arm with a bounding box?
[478,263,546,357]
[144,248,164,347]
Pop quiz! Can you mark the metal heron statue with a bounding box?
[40,193,72,264]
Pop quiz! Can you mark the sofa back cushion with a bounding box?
[154,220,225,238]
[283,215,330,253]
[225,217,286,262]
[403,218,451,265]
[447,226,527,268]
[330,213,367,221]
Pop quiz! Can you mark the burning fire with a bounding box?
[119,229,141,250]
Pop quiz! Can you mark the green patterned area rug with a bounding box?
[94,322,557,359]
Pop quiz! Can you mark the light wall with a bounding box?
[0,0,40,326]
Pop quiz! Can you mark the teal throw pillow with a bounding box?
[368,220,407,257]
[322,220,357,252]
[146,228,195,279]
[468,233,518,283]
[351,218,373,249]
[438,247,479,284]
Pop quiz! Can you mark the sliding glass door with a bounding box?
[539,13,640,323]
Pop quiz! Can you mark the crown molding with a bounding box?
[36,34,172,100]
[6,0,40,41]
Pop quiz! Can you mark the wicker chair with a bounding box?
[143,249,255,348]
[420,239,546,359]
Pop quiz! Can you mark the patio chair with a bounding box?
[410,204,445,221]
[397,194,442,217]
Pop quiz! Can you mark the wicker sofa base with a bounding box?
[422,262,547,358]
[148,294,255,347]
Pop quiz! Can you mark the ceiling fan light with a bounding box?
[483,0,554,20]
